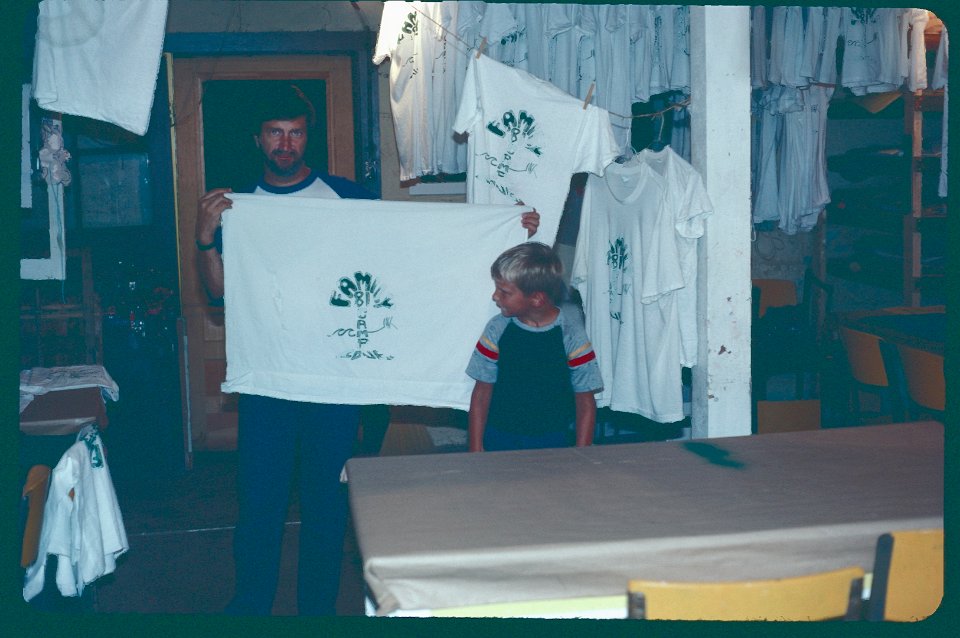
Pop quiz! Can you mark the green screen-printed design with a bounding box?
[80,427,104,468]
[401,10,418,40]
[329,272,396,360]
[606,237,630,324]
[480,109,541,202]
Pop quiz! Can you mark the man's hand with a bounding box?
[520,208,540,238]
[196,188,234,245]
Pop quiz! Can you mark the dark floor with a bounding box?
[94,449,364,616]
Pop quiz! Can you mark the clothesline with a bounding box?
[408,3,691,121]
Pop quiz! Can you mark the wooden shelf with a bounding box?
[20,249,102,369]
[903,90,947,306]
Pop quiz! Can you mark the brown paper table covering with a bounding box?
[346,422,943,615]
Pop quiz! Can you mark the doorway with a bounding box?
[171,55,356,459]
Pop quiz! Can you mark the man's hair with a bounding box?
[491,242,567,305]
[250,83,316,133]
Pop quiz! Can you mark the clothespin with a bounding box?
[583,82,595,110]
[476,37,487,59]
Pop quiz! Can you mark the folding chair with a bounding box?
[895,344,945,419]
[627,566,865,621]
[755,399,821,435]
[867,529,943,621]
[838,326,893,423]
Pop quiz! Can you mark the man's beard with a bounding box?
[266,152,304,177]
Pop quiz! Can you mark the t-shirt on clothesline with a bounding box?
[220,195,529,410]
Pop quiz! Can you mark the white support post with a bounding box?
[688,6,753,439]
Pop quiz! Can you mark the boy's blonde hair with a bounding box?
[491,242,567,305]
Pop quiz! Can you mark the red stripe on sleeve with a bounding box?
[568,350,596,368]
[476,341,499,361]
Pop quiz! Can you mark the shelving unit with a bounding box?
[902,89,947,306]
[19,248,103,368]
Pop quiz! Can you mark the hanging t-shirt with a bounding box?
[31,0,168,136]
[582,5,636,150]
[220,194,528,409]
[572,147,711,422]
[902,8,929,91]
[374,1,468,181]
[453,54,620,245]
[840,8,906,95]
[544,4,589,98]
[777,85,834,235]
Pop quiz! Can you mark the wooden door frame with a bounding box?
[164,31,380,194]
[167,32,378,456]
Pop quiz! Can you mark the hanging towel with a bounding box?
[32,0,168,136]
[221,194,528,409]
[23,426,128,602]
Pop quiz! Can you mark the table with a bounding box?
[838,305,946,355]
[19,386,109,436]
[837,306,947,419]
[346,422,943,616]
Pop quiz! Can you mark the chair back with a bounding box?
[756,400,821,434]
[753,279,798,318]
[627,566,864,621]
[896,345,945,412]
[868,529,943,621]
[839,327,889,387]
[801,269,834,343]
[21,465,51,568]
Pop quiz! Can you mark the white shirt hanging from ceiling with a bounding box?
[572,147,712,422]
[32,0,168,136]
[374,1,468,182]
[452,54,620,245]
[840,7,908,96]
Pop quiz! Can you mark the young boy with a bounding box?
[466,242,602,452]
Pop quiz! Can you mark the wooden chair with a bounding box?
[752,271,833,400]
[838,326,893,423]
[755,399,821,434]
[753,278,798,319]
[867,529,943,621]
[21,465,51,568]
[895,344,945,417]
[627,566,865,621]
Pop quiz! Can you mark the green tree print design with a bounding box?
[329,272,397,360]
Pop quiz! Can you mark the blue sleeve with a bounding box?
[320,173,379,200]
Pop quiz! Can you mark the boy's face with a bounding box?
[492,279,539,320]
[255,115,309,176]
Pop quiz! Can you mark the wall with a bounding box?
[166,1,382,33]
[166,0,462,203]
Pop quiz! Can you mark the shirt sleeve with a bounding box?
[465,314,508,383]
[372,1,406,64]
[452,55,480,135]
[571,106,621,177]
[560,305,603,393]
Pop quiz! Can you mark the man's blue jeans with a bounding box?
[227,394,359,615]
